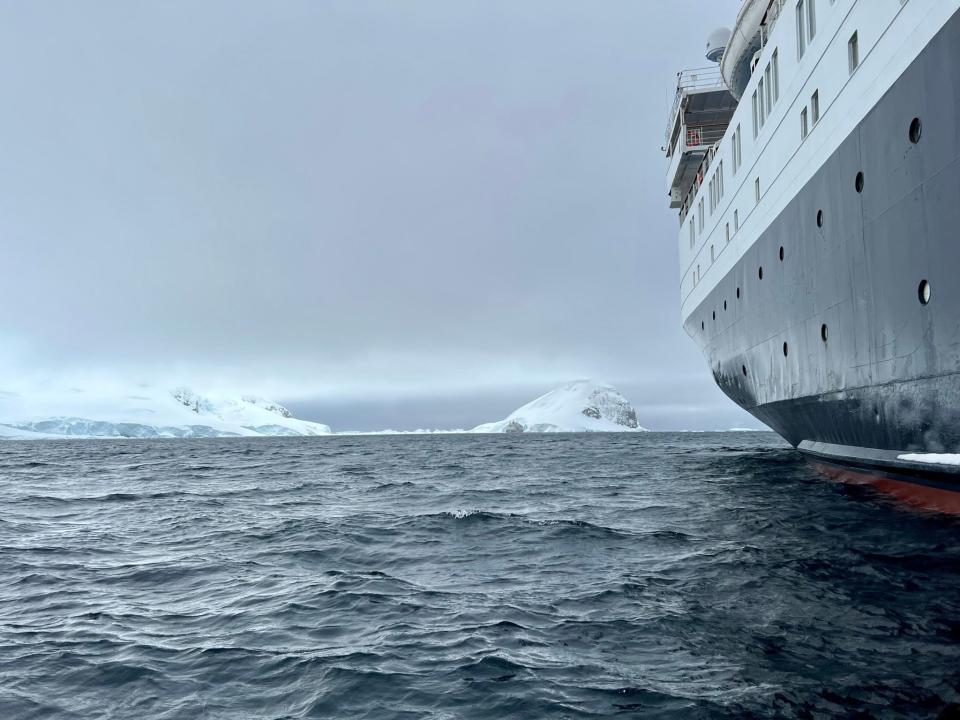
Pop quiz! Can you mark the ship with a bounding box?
[665,0,960,510]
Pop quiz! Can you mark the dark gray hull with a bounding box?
[687,9,960,489]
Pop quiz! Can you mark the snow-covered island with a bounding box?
[0,386,331,439]
[0,379,648,439]
[471,380,648,433]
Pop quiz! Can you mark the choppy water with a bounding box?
[2,433,959,719]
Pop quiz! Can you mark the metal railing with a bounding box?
[684,123,727,150]
[664,66,725,149]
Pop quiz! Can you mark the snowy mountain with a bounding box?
[472,380,648,433]
[0,386,331,439]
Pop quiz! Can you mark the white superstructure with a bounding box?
[669,0,960,326]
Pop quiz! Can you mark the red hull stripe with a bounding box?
[813,462,960,515]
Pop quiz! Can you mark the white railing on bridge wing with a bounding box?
[664,66,725,149]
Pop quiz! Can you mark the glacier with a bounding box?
[471,380,649,433]
[0,386,331,439]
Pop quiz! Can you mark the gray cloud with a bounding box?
[0,0,755,429]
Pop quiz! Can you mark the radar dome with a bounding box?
[706,27,731,63]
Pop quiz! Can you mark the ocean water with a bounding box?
[2,433,959,720]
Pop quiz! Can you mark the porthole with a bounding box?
[918,279,931,305]
[759,266,764,280]
[909,117,922,144]
[736,287,741,299]
[783,342,789,357]
[779,246,785,262]
[821,323,828,342]
[742,365,748,377]
[816,209,824,228]
[855,171,864,193]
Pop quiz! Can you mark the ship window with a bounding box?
[758,77,766,127]
[752,93,759,138]
[755,178,761,203]
[919,279,931,305]
[724,300,728,311]
[817,209,824,227]
[764,65,772,116]
[759,266,764,280]
[689,221,695,248]
[801,107,809,140]
[855,171,864,193]
[848,32,859,74]
[713,310,716,321]
[736,287,741,299]
[811,90,820,124]
[742,365,748,377]
[734,209,740,231]
[772,50,780,102]
[821,323,828,342]
[779,246,785,262]
[702,320,705,330]
[731,130,737,173]
[796,0,807,60]
[732,125,742,174]
[711,244,715,263]
[698,199,704,230]
[909,117,922,144]
[783,342,789,357]
[807,0,817,42]
[725,223,730,243]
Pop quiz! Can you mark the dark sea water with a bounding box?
[2,433,959,720]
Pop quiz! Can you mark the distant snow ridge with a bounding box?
[0,387,331,439]
[472,380,648,434]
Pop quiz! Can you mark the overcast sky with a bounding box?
[0,0,757,431]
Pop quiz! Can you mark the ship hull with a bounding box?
[686,9,960,494]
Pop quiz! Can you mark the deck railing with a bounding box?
[664,66,725,150]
